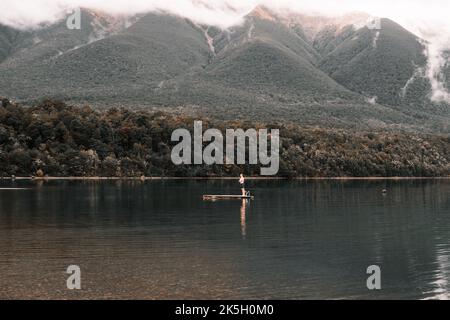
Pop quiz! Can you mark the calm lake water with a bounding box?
[0,179,449,300]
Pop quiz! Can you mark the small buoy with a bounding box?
[382,189,387,194]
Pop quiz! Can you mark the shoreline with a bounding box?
[1,176,449,181]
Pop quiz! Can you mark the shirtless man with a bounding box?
[239,174,246,196]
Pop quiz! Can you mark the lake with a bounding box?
[0,179,449,299]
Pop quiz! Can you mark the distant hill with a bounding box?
[0,7,449,133]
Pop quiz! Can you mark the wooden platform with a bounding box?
[203,195,254,200]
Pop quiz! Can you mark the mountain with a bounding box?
[316,18,428,107]
[147,12,425,128]
[0,9,145,101]
[0,10,214,105]
[0,10,125,65]
[0,24,31,63]
[172,14,358,104]
[0,7,449,132]
[0,24,18,62]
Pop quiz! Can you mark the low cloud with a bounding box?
[2,0,450,32]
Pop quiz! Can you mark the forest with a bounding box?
[0,98,449,178]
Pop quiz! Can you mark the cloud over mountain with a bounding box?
[2,0,450,32]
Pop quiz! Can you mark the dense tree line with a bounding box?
[0,98,449,177]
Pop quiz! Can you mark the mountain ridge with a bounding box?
[0,8,449,133]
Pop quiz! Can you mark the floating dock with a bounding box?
[203,195,254,200]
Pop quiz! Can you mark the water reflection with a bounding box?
[423,244,450,299]
[240,199,247,239]
[0,179,450,299]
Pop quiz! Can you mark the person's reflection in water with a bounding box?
[240,199,247,239]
